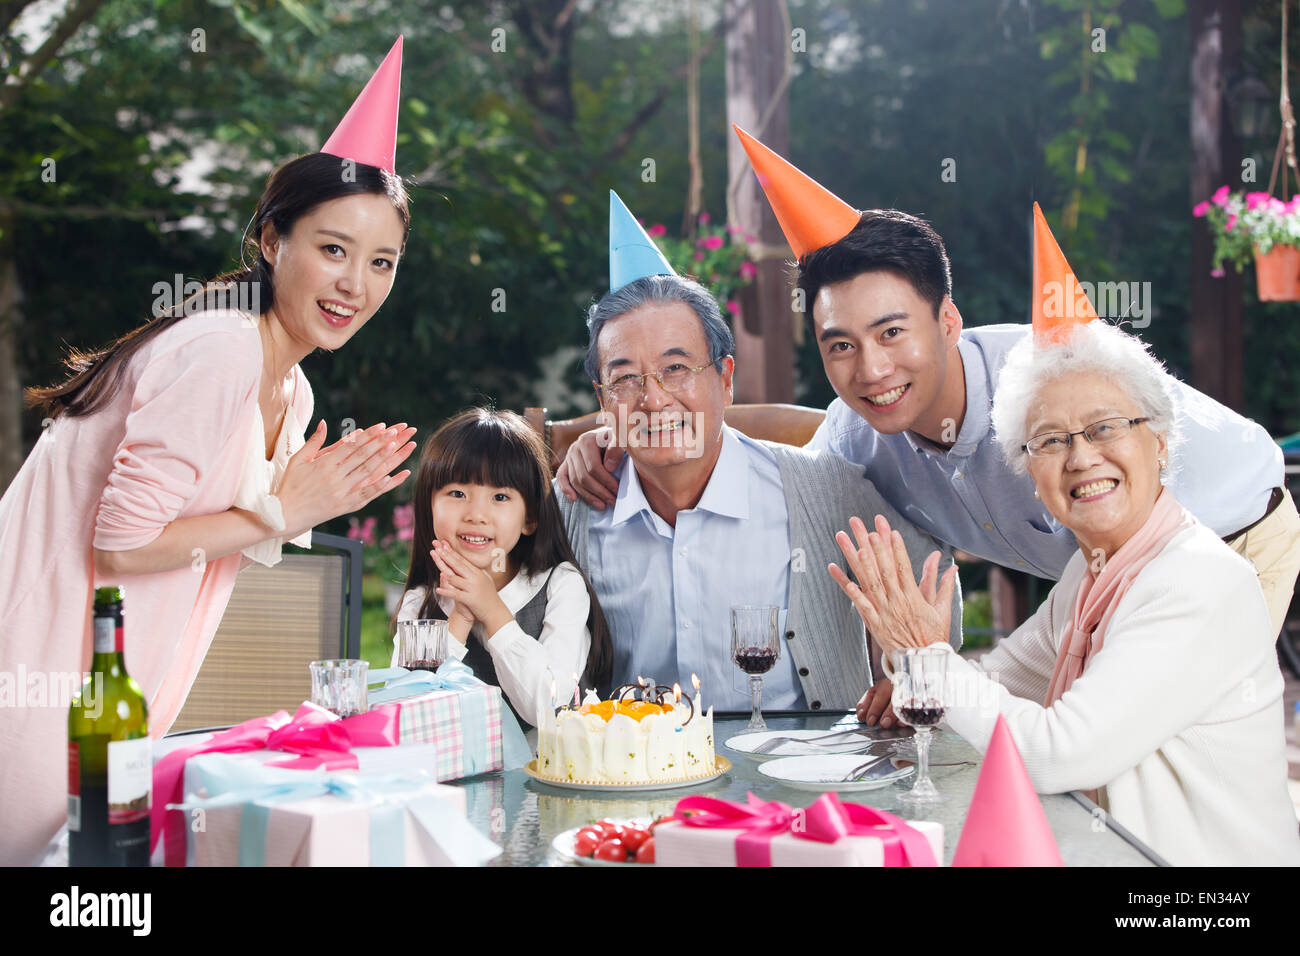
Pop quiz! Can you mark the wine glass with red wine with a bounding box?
[890,647,949,805]
[731,605,780,731]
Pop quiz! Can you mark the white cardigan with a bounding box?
[938,519,1300,867]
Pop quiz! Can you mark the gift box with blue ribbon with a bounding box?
[170,753,502,866]
[366,660,531,783]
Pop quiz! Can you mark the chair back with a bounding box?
[169,534,361,732]
[527,403,826,469]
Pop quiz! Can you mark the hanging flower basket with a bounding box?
[1194,187,1300,300]
[1254,243,1300,301]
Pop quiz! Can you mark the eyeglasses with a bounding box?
[1022,417,1150,457]
[594,360,719,405]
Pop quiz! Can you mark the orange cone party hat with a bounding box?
[1032,202,1097,345]
[320,36,403,174]
[733,125,860,260]
[952,715,1064,866]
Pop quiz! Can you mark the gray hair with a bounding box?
[991,321,1182,480]
[584,274,735,382]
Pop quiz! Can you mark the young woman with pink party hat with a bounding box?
[0,38,416,865]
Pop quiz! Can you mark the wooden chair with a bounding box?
[525,403,826,469]
[168,532,362,733]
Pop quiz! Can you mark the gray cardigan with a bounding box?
[556,442,962,711]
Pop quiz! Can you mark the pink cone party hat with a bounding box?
[951,715,1065,866]
[320,36,403,173]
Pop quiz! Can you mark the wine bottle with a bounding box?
[68,586,151,866]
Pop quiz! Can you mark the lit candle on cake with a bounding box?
[692,673,702,713]
[571,673,580,708]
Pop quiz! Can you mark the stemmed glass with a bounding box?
[731,605,780,731]
[890,647,948,805]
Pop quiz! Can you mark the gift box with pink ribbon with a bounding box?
[654,793,944,867]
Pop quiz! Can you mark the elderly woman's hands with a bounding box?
[828,514,958,658]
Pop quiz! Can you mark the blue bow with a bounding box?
[367,659,483,704]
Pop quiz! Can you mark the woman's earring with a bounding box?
[1033,488,1040,499]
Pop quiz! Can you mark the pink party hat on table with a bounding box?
[952,715,1064,866]
[321,36,403,173]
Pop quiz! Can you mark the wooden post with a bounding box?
[1189,0,1244,411]
[724,0,794,404]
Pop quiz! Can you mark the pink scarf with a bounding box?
[1044,489,1193,708]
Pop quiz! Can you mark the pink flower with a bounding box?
[698,212,711,224]
[393,503,414,529]
[1211,267,1226,278]
[740,261,757,280]
[700,235,723,251]
[725,300,740,315]
[647,224,667,237]
[1225,214,1237,231]
[745,234,757,243]
[1246,192,1270,211]
[1192,201,1211,218]
[1212,185,1231,205]
[347,515,378,547]
[397,527,414,542]
[693,251,705,261]
[727,224,742,236]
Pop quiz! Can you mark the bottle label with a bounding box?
[107,737,151,825]
[67,743,81,833]
[92,617,119,654]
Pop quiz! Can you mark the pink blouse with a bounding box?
[0,309,312,865]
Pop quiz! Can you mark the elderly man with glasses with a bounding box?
[553,193,960,712]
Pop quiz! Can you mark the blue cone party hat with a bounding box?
[609,190,676,292]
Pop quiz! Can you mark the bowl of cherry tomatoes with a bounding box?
[553,817,671,865]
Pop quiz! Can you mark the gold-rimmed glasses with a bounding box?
[593,360,719,405]
[1022,417,1150,457]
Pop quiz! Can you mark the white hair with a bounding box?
[990,321,1182,480]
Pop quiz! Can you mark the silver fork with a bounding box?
[750,729,872,755]
[839,755,895,782]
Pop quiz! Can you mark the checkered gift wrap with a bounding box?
[392,685,505,782]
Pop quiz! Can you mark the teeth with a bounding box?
[459,535,490,543]
[647,420,684,433]
[319,301,357,318]
[1072,479,1118,499]
[866,385,907,406]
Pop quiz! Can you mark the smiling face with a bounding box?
[1024,371,1168,561]
[260,192,405,354]
[431,482,537,580]
[594,301,733,475]
[813,270,964,441]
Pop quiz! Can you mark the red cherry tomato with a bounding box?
[620,828,649,852]
[601,824,627,842]
[593,838,628,863]
[635,837,655,864]
[575,825,604,844]
[573,832,601,857]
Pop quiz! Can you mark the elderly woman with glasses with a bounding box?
[830,320,1300,866]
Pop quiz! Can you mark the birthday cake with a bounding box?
[536,683,715,784]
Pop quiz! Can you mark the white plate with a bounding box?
[551,819,657,866]
[724,729,878,759]
[524,756,731,792]
[758,755,915,792]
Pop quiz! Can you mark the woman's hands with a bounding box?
[277,421,417,538]
[828,514,958,658]
[430,540,515,639]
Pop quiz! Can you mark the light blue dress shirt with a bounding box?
[586,426,806,711]
[807,324,1283,580]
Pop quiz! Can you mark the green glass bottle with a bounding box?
[68,586,151,866]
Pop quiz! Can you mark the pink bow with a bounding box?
[151,702,402,866]
[673,792,937,867]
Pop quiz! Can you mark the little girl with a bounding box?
[393,408,612,726]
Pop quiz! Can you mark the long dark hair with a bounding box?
[25,152,411,419]
[402,408,614,689]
